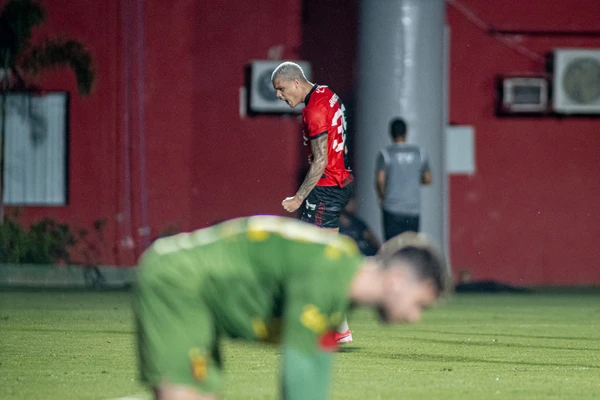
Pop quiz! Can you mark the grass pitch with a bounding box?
[1,289,599,400]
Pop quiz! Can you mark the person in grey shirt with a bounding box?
[375,118,432,240]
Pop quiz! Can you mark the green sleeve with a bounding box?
[278,234,363,400]
[280,289,335,400]
[279,253,360,399]
[281,343,333,400]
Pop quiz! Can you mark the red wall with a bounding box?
[10,0,126,262]
[7,0,303,265]
[6,0,600,285]
[447,0,600,285]
[300,0,600,286]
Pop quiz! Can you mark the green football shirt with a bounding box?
[137,215,363,399]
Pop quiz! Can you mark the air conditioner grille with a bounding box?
[553,49,600,114]
[562,57,600,104]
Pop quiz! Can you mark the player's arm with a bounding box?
[280,298,336,400]
[375,151,386,202]
[376,170,386,201]
[281,338,334,400]
[280,240,362,400]
[420,149,432,185]
[295,134,328,202]
[282,108,328,213]
[421,171,432,185]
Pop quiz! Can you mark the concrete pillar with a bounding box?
[355,0,446,247]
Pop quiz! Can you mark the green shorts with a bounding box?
[133,254,223,395]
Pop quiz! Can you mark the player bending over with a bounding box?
[133,216,451,400]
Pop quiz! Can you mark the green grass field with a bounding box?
[1,289,599,400]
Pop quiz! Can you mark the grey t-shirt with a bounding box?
[376,143,430,215]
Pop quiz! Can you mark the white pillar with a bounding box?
[355,0,446,247]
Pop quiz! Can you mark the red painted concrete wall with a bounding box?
[300,0,600,285]
[7,0,303,265]
[6,0,600,285]
[447,0,600,285]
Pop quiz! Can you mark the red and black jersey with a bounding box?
[302,85,354,188]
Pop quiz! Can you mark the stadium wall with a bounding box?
[446,0,600,286]
[5,0,304,266]
[301,0,600,286]
[5,0,600,286]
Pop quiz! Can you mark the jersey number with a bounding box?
[331,105,347,153]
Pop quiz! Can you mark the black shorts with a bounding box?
[382,209,420,240]
[300,183,353,229]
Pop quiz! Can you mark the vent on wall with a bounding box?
[553,49,600,114]
[498,76,549,115]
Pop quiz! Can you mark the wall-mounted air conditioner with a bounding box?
[553,49,600,114]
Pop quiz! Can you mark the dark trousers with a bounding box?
[382,210,420,241]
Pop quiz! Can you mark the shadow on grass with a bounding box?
[408,328,600,342]
[398,337,599,352]
[337,346,363,353]
[0,286,132,293]
[380,352,600,369]
[0,327,133,335]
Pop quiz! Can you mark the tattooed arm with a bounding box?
[297,134,328,200]
[282,134,328,213]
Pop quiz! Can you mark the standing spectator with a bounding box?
[375,118,432,240]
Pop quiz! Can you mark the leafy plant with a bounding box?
[26,217,76,263]
[0,213,77,264]
[78,218,108,266]
[0,213,28,262]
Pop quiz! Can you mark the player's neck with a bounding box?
[301,81,316,103]
[349,261,385,305]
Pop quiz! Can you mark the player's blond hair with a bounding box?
[271,61,308,83]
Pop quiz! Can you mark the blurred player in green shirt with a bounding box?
[134,215,450,400]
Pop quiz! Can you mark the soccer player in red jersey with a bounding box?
[272,62,354,233]
[272,62,356,343]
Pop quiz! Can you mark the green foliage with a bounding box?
[0,0,96,225]
[0,0,46,65]
[0,214,77,264]
[78,217,108,266]
[21,37,95,95]
[0,215,29,262]
[0,0,95,95]
[27,218,77,263]
[0,211,111,265]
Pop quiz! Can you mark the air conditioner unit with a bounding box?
[248,60,312,113]
[553,49,600,114]
[498,76,549,114]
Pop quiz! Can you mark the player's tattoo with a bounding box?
[296,134,328,201]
